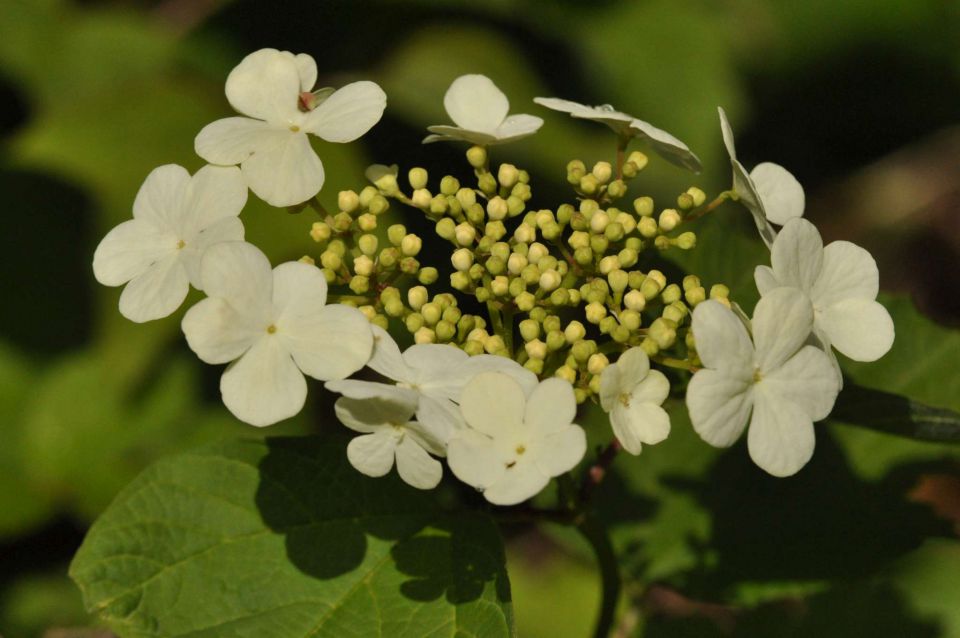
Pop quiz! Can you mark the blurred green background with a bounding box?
[1,0,959,636]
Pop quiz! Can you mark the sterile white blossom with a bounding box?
[686,288,841,477]
[447,373,586,505]
[534,97,702,173]
[718,107,804,246]
[182,241,373,427]
[335,395,445,490]
[423,74,543,145]
[599,347,671,455]
[326,326,537,444]
[93,164,247,323]
[195,48,387,207]
[755,218,895,371]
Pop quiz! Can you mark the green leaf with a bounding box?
[832,383,960,443]
[70,436,514,637]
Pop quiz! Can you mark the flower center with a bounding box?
[753,368,763,383]
[289,124,301,132]
[176,239,186,250]
[266,324,277,334]
[515,444,526,455]
[618,393,631,407]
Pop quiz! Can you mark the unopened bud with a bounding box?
[585,302,607,324]
[676,231,697,250]
[515,291,536,312]
[387,224,407,246]
[564,320,586,343]
[498,163,520,189]
[592,161,613,183]
[539,269,562,292]
[634,196,654,216]
[627,151,648,171]
[525,339,548,360]
[414,327,436,344]
[686,186,707,207]
[587,353,609,375]
[408,167,429,190]
[466,145,487,168]
[310,222,331,243]
[556,365,577,383]
[418,267,439,285]
[638,216,658,238]
[407,286,429,311]
[507,252,528,274]
[400,234,422,257]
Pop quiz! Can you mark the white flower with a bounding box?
[195,48,387,207]
[423,75,543,145]
[326,326,537,444]
[534,97,702,173]
[686,288,841,476]
[93,164,247,323]
[718,107,804,246]
[447,373,586,505]
[335,395,445,490]
[599,347,671,455]
[181,241,373,426]
[755,218,895,368]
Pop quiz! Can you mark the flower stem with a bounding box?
[577,514,621,638]
[683,190,732,223]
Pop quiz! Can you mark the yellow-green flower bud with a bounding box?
[628,270,646,290]
[485,221,507,240]
[675,231,697,250]
[596,255,618,275]
[507,252,528,275]
[411,188,431,209]
[359,185,378,207]
[579,174,600,195]
[356,213,376,232]
[638,216,658,238]
[539,269,562,291]
[623,289,646,312]
[485,335,506,354]
[498,163,520,189]
[572,339,597,362]
[466,145,487,168]
[401,234,422,257]
[663,303,685,324]
[463,340,484,356]
[525,339,548,360]
[429,194,449,216]
[450,271,471,291]
[654,235,671,251]
[620,309,641,330]
[519,266,539,288]
[568,231,590,251]
[622,161,639,179]
[605,221,625,242]
[519,318,540,342]
[353,254,375,277]
[408,168,428,191]
[574,246,593,266]
[490,275,509,297]
[607,179,627,199]
[617,248,638,269]
[514,223,536,244]
[557,203,574,225]
[542,222,561,240]
[683,275,701,291]
[358,305,376,321]
[524,358,544,374]
[435,218,456,241]
[420,302,441,326]
[478,173,497,196]
[437,175,459,196]
[662,283,681,304]
[486,256,506,276]
[648,270,667,288]
[530,307,547,323]
[368,194,390,216]
[710,283,730,299]
[332,212,352,232]
[564,320,586,343]
[399,257,419,274]
[686,186,706,207]
[640,278,661,301]
[541,315,559,332]
[320,250,342,270]
[608,269,629,293]
[298,255,315,266]
[433,320,454,342]
[555,365,577,383]
[383,297,404,317]
[685,286,707,306]
[349,275,370,294]
[566,159,586,184]
[378,247,399,269]
[628,151,648,171]
[615,211,637,234]
[418,267,439,285]
[587,353,609,375]
[659,209,681,232]
[543,329,563,351]
[641,336,659,357]
[650,318,677,349]
[515,291,536,312]
[387,224,407,246]
[310,222,331,243]
[414,327,436,344]
[592,161,613,183]
[527,242,549,264]
[338,190,360,213]
[451,248,473,272]
[590,235,609,254]
[406,286,428,311]
[677,192,695,211]
[585,302,607,324]
[550,288,570,306]
[448,222,473,247]
[355,234,377,257]
[457,187,477,209]
[487,196,508,221]
[405,313,424,333]
[634,196,655,216]
[589,210,610,233]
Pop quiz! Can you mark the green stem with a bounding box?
[683,190,732,223]
[577,515,621,638]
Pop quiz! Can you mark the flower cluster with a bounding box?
[94,47,896,507]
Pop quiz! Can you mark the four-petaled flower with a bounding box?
[599,347,671,455]
[335,394,446,490]
[686,288,841,477]
[326,327,537,444]
[534,97,702,173]
[423,74,543,146]
[182,241,373,426]
[718,107,804,247]
[93,164,247,323]
[755,218,895,374]
[447,372,586,505]
[195,48,387,207]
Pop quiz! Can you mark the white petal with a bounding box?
[615,347,651,391]
[325,379,419,406]
[404,343,469,376]
[732,158,778,249]
[762,345,840,421]
[415,396,463,445]
[460,372,526,438]
[492,114,543,143]
[686,369,753,447]
[630,369,670,405]
[753,287,815,372]
[455,355,539,397]
[181,217,245,289]
[532,97,587,115]
[181,297,261,364]
[93,219,175,286]
[346,431,397,478]
[771,218,824,292]
[195,117,278,166]
[367,325,414,383]
[422,125,498,146]
[395,437,443,490]
[691,300,754,373]
[118,254,190,323]
[132,164,190,230]
[748,389,815,477]
[717,106,738,160]
[630,119,702,173]
[179,165,248,237]
[811,240,879,307]
[272,260,327,311]
[280,302,374,382]
[524,378,577,435]
[818,298,894,362]
[334,396,416,433]
[750,162,805,225]
[240,130,325,207]
[293,53,317,92]
[443,74,508,133]
[754,265,779,296]
[447,429,506,489]
[225,48,301,122]
[220,335,306,427]
[199,242,273,324]
[610,402,671,455]
[303,80,386,143]
[483,460,549,506]
[598,365,621,412]
[534,425,586,477]
[403,415,449,457]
